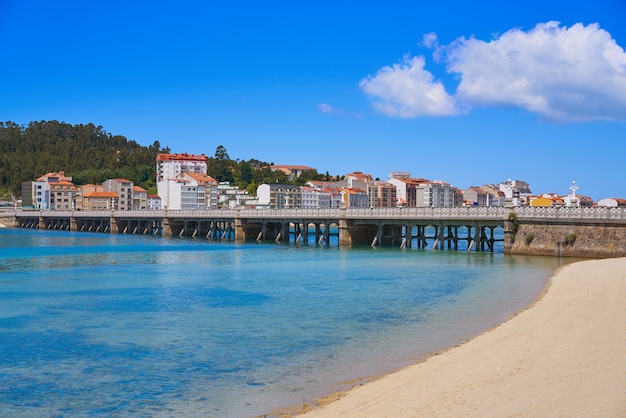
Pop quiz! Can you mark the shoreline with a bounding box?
[272,257,626,417]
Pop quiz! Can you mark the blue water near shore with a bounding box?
[0,228,569,417]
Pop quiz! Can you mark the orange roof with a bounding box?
[133,186,147,192]
[156,153,208,162]
[36,171,73,182]
[184,172,218,185]
[346,171,373,181]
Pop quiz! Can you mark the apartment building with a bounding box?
[257,184,302,209]
[133,186,148,210]
[156,153,211,209]
[180,172,218,210]
[103,179,134,210]
[366,181,397,208]
[499,179,532,206]
[301,186,332,209]
[83,191,119,210]
[463,187,490,207]
[342,188,368,208]
[147,194,162,210]
[31,171,76,210]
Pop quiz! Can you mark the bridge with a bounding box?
[4,206,626,256]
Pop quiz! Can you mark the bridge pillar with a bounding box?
[110,213,119,234]
[338,205,352,246]
[162,215,173,236]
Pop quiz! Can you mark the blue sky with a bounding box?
[1,0,625,200]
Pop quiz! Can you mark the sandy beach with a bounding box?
[296,257,626,417]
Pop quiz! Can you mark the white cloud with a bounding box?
[359,55,458,118]
[361,22,626,122]
[318,103,338,114]
[446,21,626,122]
[317,102,363,119]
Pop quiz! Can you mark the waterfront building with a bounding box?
[366,181,397,207]
[301,186,331,209]
[31,171,76,210]
[76,184,103,210]
[597,197,626,207]
[480,185,507,206]
[388,175,422,207]
[132,186,148,210]
[147,194,162,210]
[217,182,256,209]
[20,182,34,208]
[463,187,490,207]
[83,191,119,210]
[49,181,78,210]
[342,188,368,208]
[256,183,302,209]
[425,181,463,207]
[103,179,134,210]
[156,153,210,209]
[388,173,461,207]
[499,179,532,206]
[180,173,218,210]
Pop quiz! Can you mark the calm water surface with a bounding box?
[0,228,570,417]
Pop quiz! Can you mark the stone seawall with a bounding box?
[506,223,626,258]
[0,216,16,227]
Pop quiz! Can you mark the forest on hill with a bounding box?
[0,120,335,198]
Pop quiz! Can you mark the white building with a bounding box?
[147,194,162,210]
[499,179,532,206]
[33,171,76,210]
[167,172,218,210]
[301,186,331,208]
[157,153,210,209]
[257,184,301,209]
[389,173,461,207]
[217,182,256,209]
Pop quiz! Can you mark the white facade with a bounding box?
[33,172,75,210]
[217,182,255,209]
[257,184,301,209]
[499,179,532,206]
[147,194,162,210]
[301,186,331,208]
[156,153,210,209]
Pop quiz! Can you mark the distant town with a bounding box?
[17,152,626,211]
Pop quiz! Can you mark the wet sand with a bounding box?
[295,257,626,417]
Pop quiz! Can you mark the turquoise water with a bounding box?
[0,228,569,417]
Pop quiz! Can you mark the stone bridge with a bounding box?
[5,206,626,257]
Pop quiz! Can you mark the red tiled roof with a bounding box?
[156,153,209,162]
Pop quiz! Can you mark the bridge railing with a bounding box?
[13,206,626,223]
[514,206,626,221]
[345,206,506,220]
